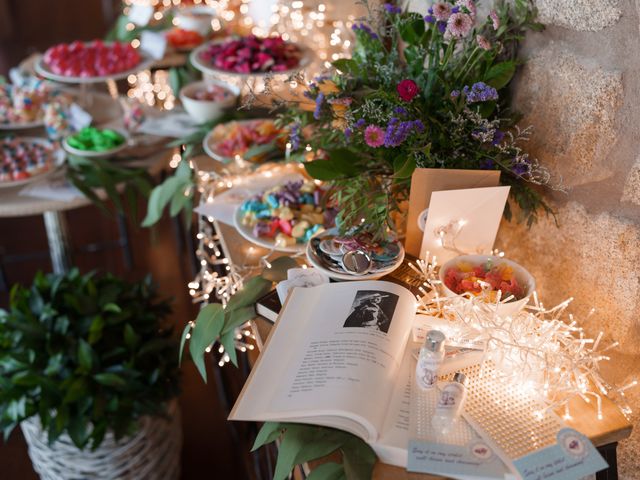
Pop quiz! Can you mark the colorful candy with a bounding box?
[0,137,54,183]
[198,35,302,74]
[0,81,67,125]
[43,40,141,78]
[240,180,333,246]
[167,28,205,50]
[443,260,525,302]
[208,119,283,162]
[66,127,125,152]
[187,83,234,102]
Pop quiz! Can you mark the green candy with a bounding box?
[68,127,125,152]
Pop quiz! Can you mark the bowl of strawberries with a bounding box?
[190,35,311,77]
[438,255,535,317]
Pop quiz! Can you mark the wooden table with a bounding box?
[248,316,632,480]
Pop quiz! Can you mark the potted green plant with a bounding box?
[0,270,182,479]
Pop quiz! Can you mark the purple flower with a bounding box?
[314,92,325,120]
[354,118,366,129]
[450,89,460,99]
[289,122,301,150]
[383,119,423,147]
[437,21,447,33]
[480,158,495,170]
[492,130,504,146]
[344,127,352,141]
[352,23,379,39]
[412,119,425,132]
[451,6,460,13]
[424,14,436,23]
[394,106,408,116]
[384,3,402,14]
[512,163,528,175]
[462,82,498,103]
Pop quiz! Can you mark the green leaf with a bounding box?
[68,415,89,449]
[77,339,93,372]
[123,323,140,349]
[94,373,127,388]
[399,17,425,44]
[88,315,105,344]
[226,276,272,311]
[332,58,360,75]
[221,306,256,335]
[484,61,516,90]
[189,304,225,382]
[252,422,283,451]
[64,378,88,403]
[261,256,298,283]
[304,149,358,180]
[219,329,238,366]
[178,322,192,365]
[103,302,121,314]
[304,160,347,181]
[341,437,377,480]
[306,462,345,480]
[243,142,277,160]
[393,156,416,179]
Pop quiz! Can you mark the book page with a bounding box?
[231,281,416,441]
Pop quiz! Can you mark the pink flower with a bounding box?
[489,10,500,30]
[397,79,420,102]
[457,0,476,19]
[432,2,452,21]
[447,13,474,38]
[364,125,385,148]
[476,34,491,50]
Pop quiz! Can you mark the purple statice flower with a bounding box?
[450,89,460,99]
[451,6,460,13]
[394,106,408,116]
[462,82,498,103]
[383,120,423,147]
[303,89,315,100]
[384,3,402,14]
[512,163,528,176]
[352,23,379,39]
[314,92,325,120]
[412,119,425,132]
[424,14,436,23]
[480,158,495,170]
[437,21,447,33]
[289,122,301,150]
[492,130,505,146]
[389,117,399,126]
[354,118,366,129]
[344,127,352,141]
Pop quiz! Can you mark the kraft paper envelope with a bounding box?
[405,169,500,257]
[419,186,510,263]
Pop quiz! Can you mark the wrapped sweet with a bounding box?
[240,180,333,245]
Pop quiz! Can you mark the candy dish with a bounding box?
[203,119,284,164]
[438,254,535,316]
[190,36,313,78]
[62,127,129,159]
[0,136,65,189]
[166,28,206,51]
[233,180,333,253]
[180,80,239,123]
[35,41,155,84]
[306,228,405,281]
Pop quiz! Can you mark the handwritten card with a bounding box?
[128,3,154,26]
[419,186,509,263]
[513,428,607,480]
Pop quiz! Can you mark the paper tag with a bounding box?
[140,30,167,60]
[68,103,93,131]
[513,428,607,480]
[128,4,154,26]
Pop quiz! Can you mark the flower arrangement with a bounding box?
[279,0,559,239]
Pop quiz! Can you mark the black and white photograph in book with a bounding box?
[342,290,399,334]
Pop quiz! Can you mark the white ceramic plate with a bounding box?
[202,118,280,164]
[305,230,405,281]
[62,129,129,159]
[0,137,65,189]
[0,118,44,131]
[233,205,307,253]
[190,39,314,79]
[34,48,155,84]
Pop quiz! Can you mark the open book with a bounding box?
[230,281,418,467]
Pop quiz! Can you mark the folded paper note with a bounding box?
[420,186,509,264]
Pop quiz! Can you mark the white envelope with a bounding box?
[419,186,510,263]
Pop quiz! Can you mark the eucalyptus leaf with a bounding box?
[219,329,238,366]
[306,462,346,480]
[252,422,283,451]
[188,304,225,382]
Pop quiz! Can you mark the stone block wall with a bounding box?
[402,0,640,475]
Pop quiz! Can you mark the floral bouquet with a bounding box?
[278,0,559,241]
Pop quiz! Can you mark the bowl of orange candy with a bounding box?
[438,255,535,317]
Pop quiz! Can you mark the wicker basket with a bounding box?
[20,401,182,480]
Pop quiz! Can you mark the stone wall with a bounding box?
[402,0,640,475]
[502,1,640,477]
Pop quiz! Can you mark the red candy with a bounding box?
[43,40,141,77]
[199,35,302,74]
[278,219,292,235]
[444,261,525,301]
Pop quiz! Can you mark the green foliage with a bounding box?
[0,270,180,449]
[180,257,295,380]
[66,155,152,220]
[253,422,376,480]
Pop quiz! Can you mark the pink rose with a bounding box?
[397,79,419,102]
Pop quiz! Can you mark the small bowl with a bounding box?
[174,6,216,35]
[179,80,239,124]
[438,254,535,317]
[62,128,129,159]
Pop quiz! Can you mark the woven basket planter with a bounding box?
[20,401,182,480]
